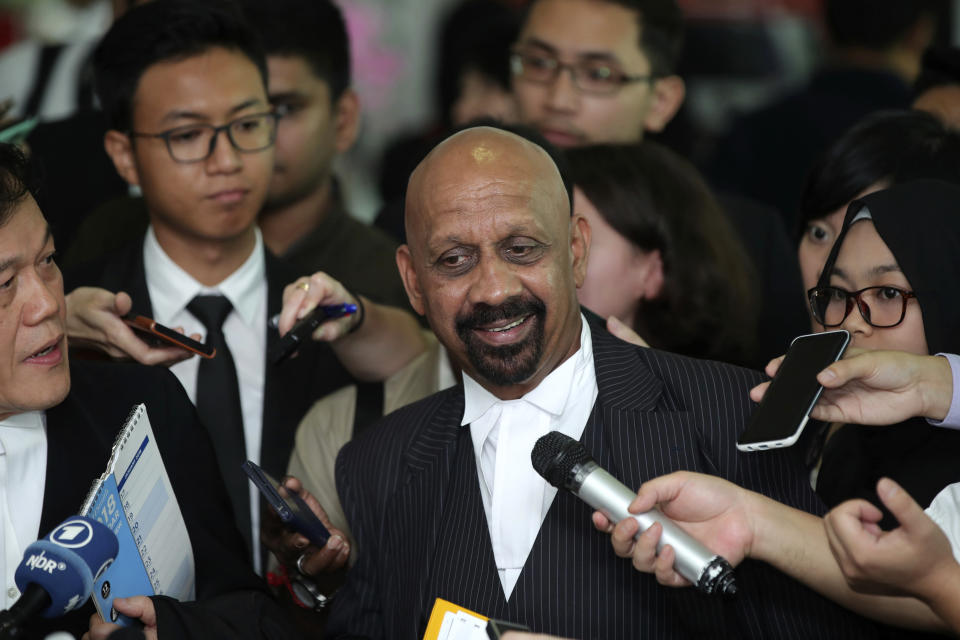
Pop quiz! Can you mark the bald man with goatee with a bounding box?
[324,127,884,640]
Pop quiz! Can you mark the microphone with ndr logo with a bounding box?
[0,516,119,639]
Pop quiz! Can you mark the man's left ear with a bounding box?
[571,214,591,288]
[333,88,361,154]
[643,75,685,133]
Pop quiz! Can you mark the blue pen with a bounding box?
[268,303,358,364]
[268,303,357,330]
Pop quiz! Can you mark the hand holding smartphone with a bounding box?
[242,460,330,547]
[737,330,850,452]
[122,313,216,358]
[269,303,357,364]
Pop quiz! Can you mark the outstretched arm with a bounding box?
[277,272,427,381]
[750,349,954,426]
[66,286,198,366]
[594,471,945,632]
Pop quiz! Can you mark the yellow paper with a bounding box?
[422,597,488,640]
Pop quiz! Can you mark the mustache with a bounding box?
[455,296,546,333]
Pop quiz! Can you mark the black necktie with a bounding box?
[187,295,251,555]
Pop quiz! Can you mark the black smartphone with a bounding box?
[269,303,357,365]
[241,460,331,547]
[737,329,850,452]
[122,313,216,358]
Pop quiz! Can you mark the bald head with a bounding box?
[404,126,569,254]
[394,125,590,400]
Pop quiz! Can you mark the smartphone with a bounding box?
[268,303,357,365]
[736,329,850,452]
[486,619,531,639]
[122,313,216,359]
[241,460,330,547]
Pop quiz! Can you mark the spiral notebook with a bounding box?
[80,403,195,625]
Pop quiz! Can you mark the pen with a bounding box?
[268,304,357,330]
[268,303,358,364]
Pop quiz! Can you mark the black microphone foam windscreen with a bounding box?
[531,432,590,488]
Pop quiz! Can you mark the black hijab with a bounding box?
[816,179,960,527]
[815,178,960,355]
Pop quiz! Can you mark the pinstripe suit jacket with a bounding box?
[327,316,879,639]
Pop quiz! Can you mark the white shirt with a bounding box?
[143,226,267,571]
[926,483,960,563]
[0,411,47,609]
[461,315,597,598]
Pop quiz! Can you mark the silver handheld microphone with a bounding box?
[531,431,737,596]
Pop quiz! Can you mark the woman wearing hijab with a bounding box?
[796,110,960,301]
[589,178,960,630]
[809,179,960,528]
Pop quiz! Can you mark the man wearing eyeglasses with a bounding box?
[509,0,685,148]
[62,0,424,582]
[509,0,811,368]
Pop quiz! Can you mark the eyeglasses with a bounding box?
[807,285,918,328]
[509,49,655,95]
[130,112,278,163]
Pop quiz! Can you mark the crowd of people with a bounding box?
[2,0,960,638]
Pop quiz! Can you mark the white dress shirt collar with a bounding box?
[142,225,265,326]
[462,313,592,427]
[142,226,268,572]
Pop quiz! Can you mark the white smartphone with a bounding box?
[736,330,850,452]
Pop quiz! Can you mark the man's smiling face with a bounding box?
[397,127,590,399]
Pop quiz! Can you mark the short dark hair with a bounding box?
[0,144,36,228]
[93,0,268,131]
[527,0,684,77]
[824,0,938,51]
[799,109,960,237]
[436,1,520,124]
[235,0,351,100]
[567,142,758,365]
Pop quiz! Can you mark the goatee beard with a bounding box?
[455,295,547,386]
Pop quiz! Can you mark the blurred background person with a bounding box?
[566,142,759,367]
[913,45,960,127]
[796,110,960,306]
[709,0,939,231]
[375,0,521,242]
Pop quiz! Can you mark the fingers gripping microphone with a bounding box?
[531,432,737,596]
[0,516,119,638]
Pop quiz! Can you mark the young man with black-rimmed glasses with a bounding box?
[63,0,423,584]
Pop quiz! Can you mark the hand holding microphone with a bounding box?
[531,432,737,596]
[0,516,118,639]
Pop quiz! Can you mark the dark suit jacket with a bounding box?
[716,192,810,366]
[64,239,354,542]
[31,360,297,639]
[710,68,911,231]
[327,316,880,639]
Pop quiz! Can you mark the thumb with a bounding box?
[113,596,157,626]
[113,291,133,316]
[816,348,868,388]
[875,477,925,531]
[629,472,686,514]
